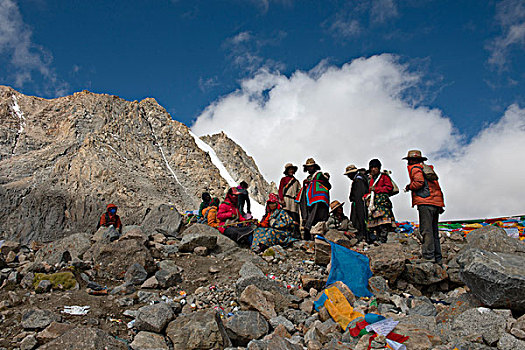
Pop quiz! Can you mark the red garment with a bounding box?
[98,204,122,231]
[369,173,393,194]
[407,164,445,208]
[367,332,410,350]
[278,176,295,202]
[217,199,245,233]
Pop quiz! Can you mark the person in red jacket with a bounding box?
[367,159,396,243]
[403,150,445,265]
[97,204,122,234]
[217,187,253,244]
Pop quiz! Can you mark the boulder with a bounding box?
[403,261,448,285]
[20,334,38,350]
[225,311,269,345]
[39,326,128,349]
[457,247,525,311]
[365,243,407,283]
[179,233,217,252]
[301,275,327,291]
[498,333,525,350]
[36,279,52,293]
[84,238,154,277]
[36,321,74,344]
[236,273,299,312]
[269,316,295,333]
[141,204,182,237]
[166,309,232,350]
[447,307,507,345]
[131,331,169,350]
[0,240,20,255]
[240,285,277,320]
[314,238,331,266]
[119,227,148,245]
[155,260,183,288]
[466,226,525,255]
[135,303,174,333]
[124,263,148,285]
[21,309,61,330]
[183,223,237,252]
[34,232,91,265]
[239,261,265,278]
[91,226,120,244]
[141,276,159,289]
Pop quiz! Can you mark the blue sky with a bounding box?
[1,0,523,138]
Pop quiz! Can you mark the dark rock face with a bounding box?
[457,247,525,311]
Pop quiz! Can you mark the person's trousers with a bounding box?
[418,204,442,263]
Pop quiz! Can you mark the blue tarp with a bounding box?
[321,236,373,298]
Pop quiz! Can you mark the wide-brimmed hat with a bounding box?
[403,150,428,161]
[303,158,318,167]
[344,164,358,175]
[283,163,298,174]
[329,200,344,212]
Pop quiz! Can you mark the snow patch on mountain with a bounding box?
[189,130,265,219]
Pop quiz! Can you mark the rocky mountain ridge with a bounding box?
[0,86,272,243]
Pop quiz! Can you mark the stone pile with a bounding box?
[0,213,524,350]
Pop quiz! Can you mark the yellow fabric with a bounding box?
[323,286,364,330]
[463,223,483,229]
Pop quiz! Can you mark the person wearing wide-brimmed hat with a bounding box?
[278,163,301,238]
[296,158,331,240]
[327,200,351,231]
[403,150,445,265]
[345,165,369,242]
[367,158,396,243]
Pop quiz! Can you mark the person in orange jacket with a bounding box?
[403,150,445,265]
[202,198,220,228]
[97,204,122,234]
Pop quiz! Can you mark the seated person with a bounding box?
[97,204,122,234]
[198,192,212,217]
[327,200,351,232]
[202,197,220,228]
[217,187,254,244]
[251,194,294,252]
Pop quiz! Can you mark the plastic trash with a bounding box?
[62,305,90,315]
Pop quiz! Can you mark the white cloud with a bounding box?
[370,0,399,24]
[192,54,525,221]
[223,30,286,73]
[330,17,362,38]
[0,0,67,95]
[487,0,525,68]
[327,0,399,39]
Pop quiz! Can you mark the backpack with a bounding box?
[421,164,439,181]
[382,170,399,197]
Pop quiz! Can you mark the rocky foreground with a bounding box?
[0,207,524,350]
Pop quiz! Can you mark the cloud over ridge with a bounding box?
[192,54,525,221]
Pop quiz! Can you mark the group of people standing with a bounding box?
[195,149,445,265]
